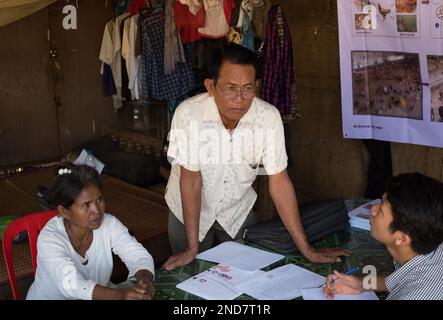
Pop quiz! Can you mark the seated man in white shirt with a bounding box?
[324,172,443,300]
[26,164,155,300]
[162,43,351,271]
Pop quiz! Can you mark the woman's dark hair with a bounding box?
[387,172,443,254]
[50,163,102,209]
[207,42,258,81]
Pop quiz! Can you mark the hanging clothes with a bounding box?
[164,0,186,75]
[179,0,203,15]
[174,0,206,43]
[120,16,132,100]
[99,19,122,109]
[111,12,131,107]
[114,0,130,16]
[129,0,148,15]
[103,63,117,96]
[241,13,254,52]
[252,0,271,39]
[140,7,194,107]
[261,5,299,119]
[122,14,143,100]
[198,0,235,38]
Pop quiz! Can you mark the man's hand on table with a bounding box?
[303,247,352,263]
[162,247,198,271]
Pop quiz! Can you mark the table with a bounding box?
[153,226,394,300]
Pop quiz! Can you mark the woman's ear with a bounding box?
[204,79,215,96]
[57,205,70,220]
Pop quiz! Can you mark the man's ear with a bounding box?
[394,231,412,247]
[57,205,70,220]
[204,79,215,96]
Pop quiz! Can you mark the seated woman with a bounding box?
[26,164,155,300]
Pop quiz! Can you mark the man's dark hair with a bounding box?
[50,163,102,209]
[387,172,443,254]
[207,42,258,81]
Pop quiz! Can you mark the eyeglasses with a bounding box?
[216,84,256,101]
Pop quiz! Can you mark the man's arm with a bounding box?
[268,170,352,263]
[162,166,202,270]
[374,274,388,292]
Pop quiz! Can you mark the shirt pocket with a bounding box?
[237,161,259,186]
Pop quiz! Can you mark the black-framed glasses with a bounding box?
[216,84,256,101]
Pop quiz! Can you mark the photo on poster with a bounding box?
[431,4,443,38]
[355,13,375,30]
[351,51,423,120]
[396,0,417,14]
[352,0,402,37]
[396,14,417,32]
[427,55,443,123]
[353,0,371,11]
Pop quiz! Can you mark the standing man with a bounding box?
[163,43,351,270]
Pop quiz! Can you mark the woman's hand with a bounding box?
[130,270,155,299]
[121,287,152,300]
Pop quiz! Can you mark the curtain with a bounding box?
[0,0,57,27]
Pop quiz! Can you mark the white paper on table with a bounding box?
[73,149,105,174]
[300,287,379,300]
[203,264,266,290]
[236,264,326,300]
[176,273,241,300]
[196,241,284,271]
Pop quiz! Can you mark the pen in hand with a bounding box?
[329,267,359,286]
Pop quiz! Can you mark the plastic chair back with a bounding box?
[2,210,58,299]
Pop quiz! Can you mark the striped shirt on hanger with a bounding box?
[385,243,443,300]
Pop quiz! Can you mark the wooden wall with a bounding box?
[0,0,118,167]
[273,0,443,200]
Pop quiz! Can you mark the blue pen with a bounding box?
[329,267,359,286]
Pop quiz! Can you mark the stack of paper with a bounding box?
[196,241,284,271]
[176,264,265,300]
[236,264,326,300]
[348,199,381,231]
[177,242,328,300]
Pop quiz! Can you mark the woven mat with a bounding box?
[0,169,169,285]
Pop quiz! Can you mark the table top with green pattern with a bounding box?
[153,225,393,300]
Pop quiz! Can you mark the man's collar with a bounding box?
[202,95,221,122]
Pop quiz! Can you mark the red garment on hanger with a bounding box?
[130,0,147,15]
[174,0,205,27]
[223,0,236,26]
[174,0,206,43]
[180,27,202,42]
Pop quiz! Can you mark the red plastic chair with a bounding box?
[2,210,58,299]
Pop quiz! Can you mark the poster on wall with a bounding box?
[337,0,443,147]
